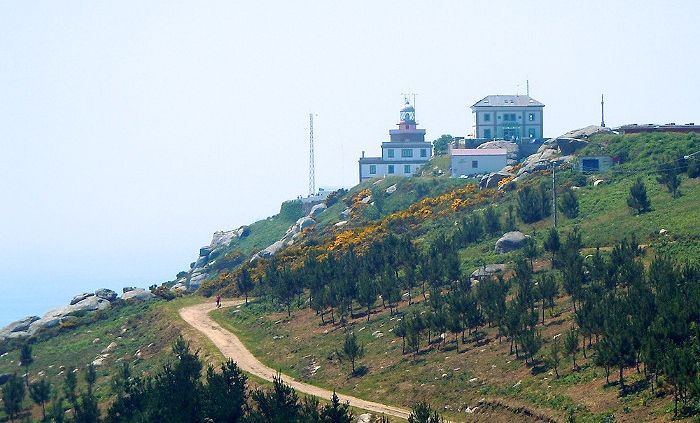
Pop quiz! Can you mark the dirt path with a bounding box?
[179,300,412,421]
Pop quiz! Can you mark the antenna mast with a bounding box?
[526,79,530,97]
[601,94,606,127]
[308,113,315,196]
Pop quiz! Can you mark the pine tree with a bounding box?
[687,157,700,178]
[564,328,579,370]
[236,268,255,304]
[74,365,100,423]
[483,206,501,236]
[1,374,25,422]
[29,378,51,421]
[543,227,561,267]
[20,343,33,388]
[343,332,365,374]
[626,177,651,214]
[657,158,682,197]
[394,319,408,354]
[203,360,247,422]
[408,401,445,423]
[537,273,558,324]
[320,391,353,423]
[517,185,544,223]
[548,337,562,378]
[357,271,377,321]
[558,187,580,219]
[249,373,300,423]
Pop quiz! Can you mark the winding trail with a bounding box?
[179,300,412,421]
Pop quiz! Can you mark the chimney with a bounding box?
[362,150,365,158]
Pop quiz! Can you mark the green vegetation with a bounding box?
[431,134,453,156]
[3,132,700,422]
[206,133,700,421]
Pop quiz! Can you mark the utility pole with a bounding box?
[308,113,315,196]
[601,94,605,128]
[552,164,557,228]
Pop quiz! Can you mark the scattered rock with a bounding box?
[95,288,118,302]
[659,229,669,236]
[334,220,348,228]
[309,203,327,217]
[122,289,155,302]
[593,179,606,187]
[122,287,138,294]
[0,316,40,340]
[477,140,519,160]
[495,231,528,253]
[170,283,187,293]
[481,171,513,189]
[0,373,11,386]
[385,184,397,195]
[471,264,507,278]
[70,292,94,305]
[340,208,352,220]
[296,216,316,231]
[101,342,117,354]
[356,413,372,423]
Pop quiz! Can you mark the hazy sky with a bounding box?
[1,1,698,325]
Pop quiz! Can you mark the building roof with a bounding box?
[471,95,544,108]
[451,148,508,156]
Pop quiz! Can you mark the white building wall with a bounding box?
[360,162,425,182]
[381,146,431,161]
[472,107,544,139]
[451,155,507,177]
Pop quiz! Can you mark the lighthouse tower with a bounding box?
[358,97,433,182]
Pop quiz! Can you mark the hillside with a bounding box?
[200,131,700,421]
[1,131,699,422]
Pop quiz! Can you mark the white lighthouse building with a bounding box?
[358,99,433,183]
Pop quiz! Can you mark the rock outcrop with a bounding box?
[471,263,507,279]
[477,140,519,160]
[95,288,118,302]
[480,171,513,189]
[495,231,528,253]
[251,197,330,263]
[122,289,155,302]
[1,287,147,343]
[187,225,251,289]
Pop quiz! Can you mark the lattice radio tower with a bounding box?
[308,113,315,196]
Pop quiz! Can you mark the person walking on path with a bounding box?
[216,295,221,308]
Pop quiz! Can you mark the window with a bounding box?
[404,164,411,174]
[401,149,413,158]
[503,128,519,140]
[388,165,394,174]
[503,113,517,122]
[484,113,491,122]
[369,164,376,174]
[472,160,478,168]
[484,129,492,139]
[528,128,536,139]
[420,148,427,157]
[528,113,535,121]
[387,149,394,158]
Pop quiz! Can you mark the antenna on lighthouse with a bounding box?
[308,113,315,196]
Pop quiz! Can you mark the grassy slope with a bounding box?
[4,133,697,421]
[208,133,700,421]
[0,301,181,421]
